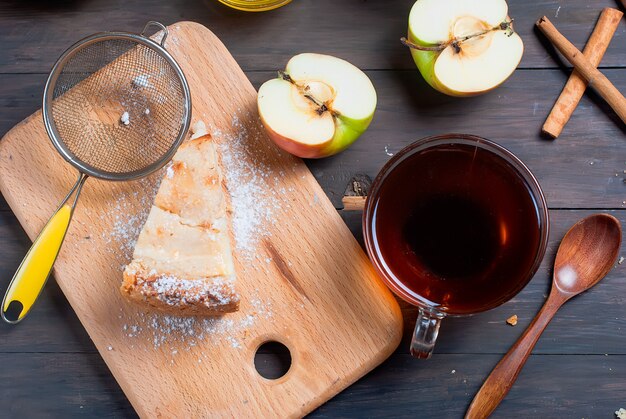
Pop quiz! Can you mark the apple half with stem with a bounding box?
[402,0,523,97]
[257,53,377,158]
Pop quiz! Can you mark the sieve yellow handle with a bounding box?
[2,204,73,323]
[2,174,86,324]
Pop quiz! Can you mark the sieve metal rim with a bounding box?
[42,27,192,182]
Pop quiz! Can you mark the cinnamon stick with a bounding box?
[342,196,367,211]
[542,8,623,138]
[342,174,371,211]
[536,16,626,125]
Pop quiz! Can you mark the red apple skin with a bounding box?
[259,115,334,159]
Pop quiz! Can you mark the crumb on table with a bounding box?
[506,315,518,326]
[615,408,626,419]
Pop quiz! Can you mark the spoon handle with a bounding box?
[465,293,567,419]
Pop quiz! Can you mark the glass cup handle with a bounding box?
[410,309,444,359]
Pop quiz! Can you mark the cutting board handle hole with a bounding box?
[2,300,23,322]
[254,341,292,380]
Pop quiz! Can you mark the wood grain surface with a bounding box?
[0,22,402,418]
[0,0,625,72]
[1,0,625,417]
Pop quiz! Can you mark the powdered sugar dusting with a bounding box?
[103,174,163,263]
[132,74,151,88]
[120,111,130,125]
[122,292,273,351]
[215,115,283,259]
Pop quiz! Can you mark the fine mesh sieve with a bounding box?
[43,21,191,180]
[2,22,191,324]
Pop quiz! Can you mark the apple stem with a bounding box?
[400,38,446,52]
[278,70,338,117]
[278,70,295,84]
[401,19,515,53]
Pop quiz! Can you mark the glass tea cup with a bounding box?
[363,134,549,358]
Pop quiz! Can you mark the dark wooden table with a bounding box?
[1,0,625,417]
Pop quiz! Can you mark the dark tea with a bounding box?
[366,139,544,315]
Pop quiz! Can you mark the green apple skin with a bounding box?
[407,27,455,95]
[325,113,374,157]
[261,110,374,159]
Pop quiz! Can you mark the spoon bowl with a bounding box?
[554,214,622,296]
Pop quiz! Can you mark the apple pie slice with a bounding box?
[121,121,239,315]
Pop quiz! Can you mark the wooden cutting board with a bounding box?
[0,22,402,417]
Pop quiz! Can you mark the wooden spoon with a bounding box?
[465,213,622,419]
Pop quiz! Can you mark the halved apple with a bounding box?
[404,0,523,97]
[257,53,377,158]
